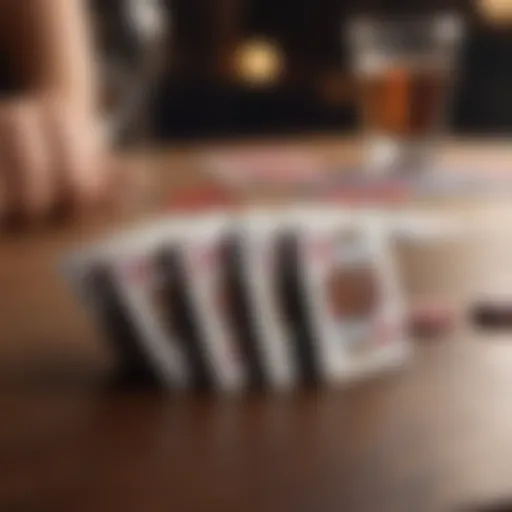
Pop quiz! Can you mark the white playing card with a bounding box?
[235,211,297,388]
[64,218,193,389]
[290,207,410,383]
[176,215,247,392]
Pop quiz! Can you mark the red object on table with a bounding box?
[166,185,236,213]
[408,302,457,339]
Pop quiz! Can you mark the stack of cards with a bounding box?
[64,207,411,392]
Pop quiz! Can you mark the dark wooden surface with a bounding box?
[1,139,512,511]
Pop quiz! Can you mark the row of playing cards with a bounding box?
[64,207,413,392]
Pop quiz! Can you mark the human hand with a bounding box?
[0,96,110,224]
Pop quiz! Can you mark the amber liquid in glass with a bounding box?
[360,66,446,138]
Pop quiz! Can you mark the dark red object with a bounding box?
[166,185,236,213]
[408,303,456,339]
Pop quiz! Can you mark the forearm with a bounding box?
[0,0,97,111]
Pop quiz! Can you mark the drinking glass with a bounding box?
[347,14,464,175]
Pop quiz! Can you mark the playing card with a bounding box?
[285,208,410,384]
[173,215,247,393]
[275,225,319,385]
[66,252,162,385]
[229,212,297,389]
[202,147,326,189]
[64,219,192,389]
[108,225,191,389]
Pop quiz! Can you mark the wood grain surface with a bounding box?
[1,138,512,511]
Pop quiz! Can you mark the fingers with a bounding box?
[21,106,54,216]
[45,100,106,211]
[0,102,52,220]
[0,98,110,226]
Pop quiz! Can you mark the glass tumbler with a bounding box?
[347,13,464,175]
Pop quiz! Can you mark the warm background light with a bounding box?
[232,39,285,86]
[479,0,512,21]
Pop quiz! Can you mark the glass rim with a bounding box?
[346,12,465,43]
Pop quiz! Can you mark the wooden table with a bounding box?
[2,138,512,511]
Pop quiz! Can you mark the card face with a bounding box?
[236,215,297,388]
[87,263,164,385]
[158,247,214,391]
[222,234,266,389]
[276,228,322,385]
[293,211,410,383]
[63,248,164,385]
[64,222,192,390]
[111,240,190,390]
[179,218,246,393]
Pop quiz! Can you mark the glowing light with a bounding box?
[233,39,284,86]
[480,0,512,21]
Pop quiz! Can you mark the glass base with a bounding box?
[363,136,436,176]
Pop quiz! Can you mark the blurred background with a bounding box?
[92,0,512,143]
